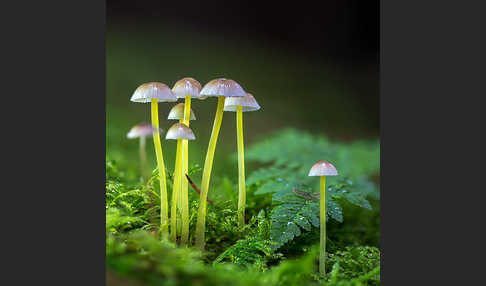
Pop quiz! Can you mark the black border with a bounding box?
[2,1,106,284]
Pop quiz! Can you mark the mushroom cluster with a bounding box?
[127,78,338,277]
[128,78,260,248]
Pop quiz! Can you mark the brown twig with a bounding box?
[292,188,320,201]
[185,174,214,205]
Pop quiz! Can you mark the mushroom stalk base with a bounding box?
[195,96,226,249]
[180,96,191,245]
[151,99,168,236]
[319,175,326,277]
[170,138,182,242]
[236,106,246,227]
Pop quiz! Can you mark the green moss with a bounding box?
[106,129,380,285]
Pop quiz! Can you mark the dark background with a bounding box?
[106,0,380,182]
[107,0,379,63]
[106,0,379,138]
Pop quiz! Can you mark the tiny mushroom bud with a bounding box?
[171,77,202,245]
[223,93,261,227]
[308,160,338,277]
[195,78,247,250]
[126,123,161,139]
[168,103,196,121]
[165,123,196,140]
[130,82,177,236]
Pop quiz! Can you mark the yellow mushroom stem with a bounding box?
[195,96,226,249]
[180,95,191,245]
[236,106,246,227]
[170,136,182,242]
[151,98,168,236]
[319,175,327,276]
[139,136,149,181]
[177,119,183,236]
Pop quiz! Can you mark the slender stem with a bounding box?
[177,119,183,237]
[180,96,191,245]
[236,106,246,227]
[319,175,327,277]
[195,96,225,249]
[151,99,168,236]
[139,136,149,181]
[170,138,182,242]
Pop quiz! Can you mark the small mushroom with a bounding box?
[171,77,202,245]
[167,103,196,243]
[195,78,246,250]
[167,103,196,121]
[130,82,177,236]
[308,160,338,277]
[165,122,196,140]
[224,93,261,227]
[126,123,162,181]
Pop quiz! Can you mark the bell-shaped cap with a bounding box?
[308,160,338,176]
[130,82,178,103]
[200,78,246,98]
[172,77,203,99]
[224,93,261,112]
[167,103,196,120]
[165,123,195,140]
[127,123,162,139]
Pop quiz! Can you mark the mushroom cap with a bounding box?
[130,82,178,103]
[167,103,196,120]
[172,77,203,99]
[165,123,196,140]
[224,93,261,112]
[127,123,162,139]
[200,78,246,98]
[308,160,338,176]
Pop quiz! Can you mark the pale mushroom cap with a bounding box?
[308,160,338,176]
[130,82,178,103]
[165,123,196,140]
[172,77,203,99]
[200,78,246,98]
[167,103,196,120]
[224,93,261,112]
[127,123,162,139]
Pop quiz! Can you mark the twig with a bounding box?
[292,188,320,201]
[185,174,214,205]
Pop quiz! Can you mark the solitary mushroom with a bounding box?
[224,93,261,227]
[130,82,177,236]
[195,78,246,249]
[166,103,196,243]
[171,77,202,245]
[126,123,162,181]
[308,160,338,277]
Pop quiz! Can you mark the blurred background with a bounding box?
[106,0,379,180]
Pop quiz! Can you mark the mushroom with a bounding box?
[167,103,196,121]
[126,123,162,181]
[130,82,177,236]
[195,78,246,249]
[166,103,196,243]
[308,160,338,277]
[223,93,261,227]
[171,77,202,245]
